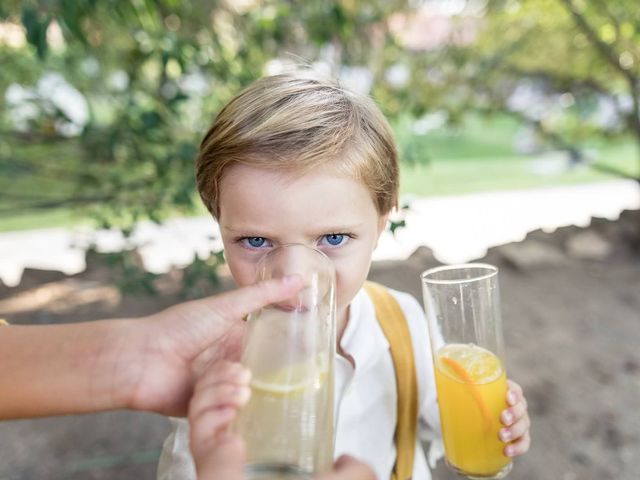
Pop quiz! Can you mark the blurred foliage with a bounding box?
[0,0,411,232]
[97,247,160,295]
[0,0,639,231]
[180,249,226,299]
[442,0,640,178]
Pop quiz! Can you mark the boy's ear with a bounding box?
[374,212,390,250]
[377,212,390,235]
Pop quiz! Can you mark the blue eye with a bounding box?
[322,234,346,246]
[249,237,265,247]
[241,237,270,248]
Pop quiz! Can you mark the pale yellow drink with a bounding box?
[434,343,511,478]
[234,307,334,474]
[235,353,333,473]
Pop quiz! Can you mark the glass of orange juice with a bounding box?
[233,244,336,479]
[422,263,512,479]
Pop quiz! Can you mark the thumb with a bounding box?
[156,275,304,360]
[204,275,304,321]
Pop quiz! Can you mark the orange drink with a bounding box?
[435,343,511,478]
[422,263,512,479]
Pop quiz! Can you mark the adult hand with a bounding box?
[121,275,304,416]
[0,276,303,419]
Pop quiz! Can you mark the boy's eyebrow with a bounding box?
[219,224,260,234]
[220,224,278,236]
[220,222,367,234]
[310,222,367,233]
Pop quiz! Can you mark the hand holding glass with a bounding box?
[422,263,512,479]
[233,244,336,479]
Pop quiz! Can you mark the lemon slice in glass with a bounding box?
[251,355,328,396]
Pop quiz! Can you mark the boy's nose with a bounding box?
[263,243,317,281]
[256,243,334,312]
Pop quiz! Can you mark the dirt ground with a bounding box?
[1,210,639,480]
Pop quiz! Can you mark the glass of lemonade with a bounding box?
[421,263,512,479]
[234,244,336,479]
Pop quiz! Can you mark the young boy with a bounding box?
[157,72,530,480]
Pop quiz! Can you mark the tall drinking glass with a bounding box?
[234,244,336,479]
[421,263,512,479]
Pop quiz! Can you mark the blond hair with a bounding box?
[196,72,398,218]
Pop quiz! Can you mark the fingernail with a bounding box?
[235,386,251,405]
[507,390,517,405]
[218,407,236,419]
[282,274,298,285]
[505,445,515,457]
[500,428,511,442]
[502,410,513,425]
[238,368,252,384]
[230,365,250,383]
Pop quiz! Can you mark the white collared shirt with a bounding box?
[157,287,442,480]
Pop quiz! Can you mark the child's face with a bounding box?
[218,164,387,330]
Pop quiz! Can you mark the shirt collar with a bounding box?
[338,288,390,375]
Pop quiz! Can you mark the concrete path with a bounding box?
[1,180,638,286]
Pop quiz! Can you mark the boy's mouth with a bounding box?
[273,301,310,313]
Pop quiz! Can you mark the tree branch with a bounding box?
[0,130,71,144]
[0,191,74,202]
[485,106,640,182]
[590,162,640,182]
[0,194,116,214]
[503,66,613,96]
[559,0,632,83]
[560,0,640,167]
[590,0,622,41]
[0,157,91,182]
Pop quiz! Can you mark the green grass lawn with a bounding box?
[1,115,638,232]
[0,208,87,232]
[397,114,639,196]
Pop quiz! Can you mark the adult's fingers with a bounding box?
[315,455,376,480]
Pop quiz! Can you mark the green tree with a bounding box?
[1,0,410,231]
[429,0,640,180]
[4,0,638,234]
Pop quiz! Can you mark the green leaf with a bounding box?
[57,0,89,45]
[389,220,406,235]
[141,111,162,129]
[21,6,50,59]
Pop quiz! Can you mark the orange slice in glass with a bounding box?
[440,354,494,432]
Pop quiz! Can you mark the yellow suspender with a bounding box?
[364,281,418,480]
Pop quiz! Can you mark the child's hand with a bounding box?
[187,361,376,480]
[188,361,251,480]
[499,380,531,458]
